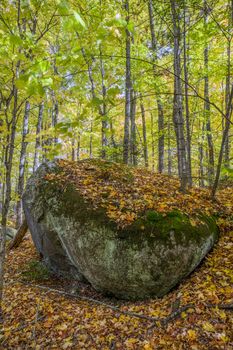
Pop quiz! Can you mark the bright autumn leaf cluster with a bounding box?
[45,159,233,229]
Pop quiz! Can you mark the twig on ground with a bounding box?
[31,301,40,343]
[206,303,233,310]
[5,280,233,337]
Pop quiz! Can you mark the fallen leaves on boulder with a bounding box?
[44,159,233,229]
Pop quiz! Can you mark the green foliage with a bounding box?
[221,166,233,178]
[0,0,231,211]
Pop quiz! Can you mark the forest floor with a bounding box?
[1,226,232,349]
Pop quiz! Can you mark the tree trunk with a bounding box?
[123,0,132,164]
[130,89,137,165]
[90,120,93,158]
[140,98,148,167]
[212,85,233,197]
[71,137,75,161]
[99,46,109,159]
[199,121,205,187]
[42,119,48,162]
[167,114,172,176]
[77,132,81,159]
[150,112,155,171]
[204,0,214,184]
[0,71,19,317]
[16,101,30,228]
[224,0,233,167]
[81,44,109,159]
[33,102,44,172]
[148,0,164,173]
[157,101,164,173]
[52,99,58,144]
[183,5,192,186]
[170,0,188,192]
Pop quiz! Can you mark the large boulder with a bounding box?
[23,160,219,300]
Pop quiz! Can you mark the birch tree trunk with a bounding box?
[16,101,30,228]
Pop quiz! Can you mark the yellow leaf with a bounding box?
[187,329,197,340]
[125,338,138,345]
[62,341,73,349]
[144,343,153,350]
[56,323,68,331]
[202,322,215,332]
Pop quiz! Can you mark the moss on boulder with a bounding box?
[23,160,219,300]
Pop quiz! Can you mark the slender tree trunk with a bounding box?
[199,121,205,187]
[148,0,164,173]
[0,73,19,317]
[183,5,192,186]
[42,120,48,162]
[81,45,109,159]
[170,0,188,191]
[0,123,5,215]
[123,0,132,164]
[99,46,109,159]
[110,122,117,148]
[130,89,137,165]
[212,85,233,197]
[33,102,44,172]
[150,112,155,171]
[77,132,81,160]
[167,114,172,176]
[52,99,58,144]
[140,98,148,167]
[71,137,75,161]
[204,0,214,184]
[89,120,93,158]
[16,101,30,228]
[224,0,233,167]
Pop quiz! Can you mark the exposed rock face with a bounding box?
[22,160,219,300]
